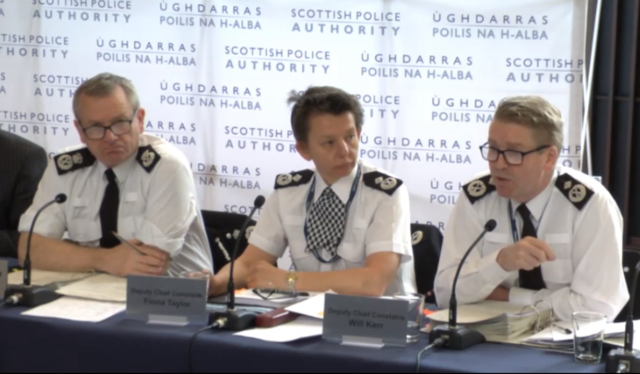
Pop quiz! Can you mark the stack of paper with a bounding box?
[56,274,127,303]
[22,296,125,323]
[522,320,640,353]
[8,270,93,287]
[428,301,551,343]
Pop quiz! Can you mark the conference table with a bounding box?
[0,258,604,373]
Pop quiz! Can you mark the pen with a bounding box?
[554,324,572,334]
[111,231,146,256]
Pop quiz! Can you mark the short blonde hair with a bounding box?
[72,73,140,119]
[494,95,563,151]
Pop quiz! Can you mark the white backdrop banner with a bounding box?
[0,0,586,230]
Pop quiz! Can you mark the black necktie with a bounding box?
[99,169,120,249]
[516,204,546,290]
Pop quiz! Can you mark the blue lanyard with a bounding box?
[508,200,520,244]
[303,165,361,263]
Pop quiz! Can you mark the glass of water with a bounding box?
[394,293,425,344]
[572,311,606,364]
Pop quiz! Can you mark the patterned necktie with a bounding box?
[99,169,120,249]
[517,204,546,290]
[306,187,346,261]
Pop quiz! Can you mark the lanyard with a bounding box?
[303,165,361,263]
[508,200,520,244]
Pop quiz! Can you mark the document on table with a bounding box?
[22,296,125,323]
[285,293,330,320]
[234,317,323,342]
[8,270,93,287]
[56,273,127,302]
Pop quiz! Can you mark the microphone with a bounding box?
[606,261,640,373]
[209,195,265,331]
[429,219,497,350]
[4,193,67,307]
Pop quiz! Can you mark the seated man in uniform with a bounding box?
[207,86,416,297]
[435,95,628,321]
[18,73,213,277]
[0,130,47,258]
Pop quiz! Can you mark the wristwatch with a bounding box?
[286,271,297,294]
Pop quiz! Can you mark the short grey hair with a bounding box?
[494,95,564,152]
[72,73,140,119]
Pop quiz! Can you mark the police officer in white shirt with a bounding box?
[207,86,416,297]
[434,95,629,321]
[18,73,213,277]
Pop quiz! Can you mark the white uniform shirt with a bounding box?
[435,166,629,321]
[19,134,213,277]
[248,160,417,296]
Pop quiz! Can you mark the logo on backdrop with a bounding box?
[32,0,132,23]
[224,126,297,154]
[0,72,5,95]
[290,9,401,36]
[355,94,400,120]
[224,46,331,75]
[33,73,87,99]
[360,52,473,80]
[159,2,262,30]
[145,119,197,147]
[0,0,4,18]
[0,34,69,59]
[159,81,262,110]
[431,12,549,40]
[359,135,473,165]
[506,58,584,84]
[96,38,197,66]
[0,110,71,137]
[191,162,262,190]
[430,96,498,124]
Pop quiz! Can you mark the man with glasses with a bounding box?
[434,95,628,321]
[17,73,213,277]
[207,86,416,298]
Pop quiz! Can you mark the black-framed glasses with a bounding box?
[78,110,138,140]
[252,288,309,301]
[479,142,551,165]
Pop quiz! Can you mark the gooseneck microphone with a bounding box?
[209,195,265,331]
[429,219,497,350]
[5,194,67,307]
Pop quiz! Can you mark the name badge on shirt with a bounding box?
[126,275,208,326]
[322,294,408,347]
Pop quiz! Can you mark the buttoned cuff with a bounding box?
[509,287,537,306]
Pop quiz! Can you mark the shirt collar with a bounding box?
[97,151,138,185]
[313,161,360,204]
[511,170,558,222]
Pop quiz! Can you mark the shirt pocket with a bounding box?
[481,232,510,256]
[70,198,90,220]
[339,218,367,264]
[67,220,102,247]
[542,233,573,284]
[283,214,309,252]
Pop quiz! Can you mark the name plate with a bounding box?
[0,260,7,301]
[126,275,208,326]
[323,293,407,348]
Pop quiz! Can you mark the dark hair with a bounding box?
[287,86,363,142]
